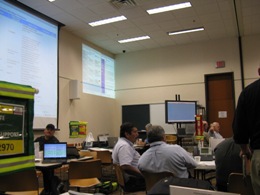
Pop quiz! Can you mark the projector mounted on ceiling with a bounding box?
[110,0,137,8]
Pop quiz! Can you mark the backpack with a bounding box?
[95,181,118,194]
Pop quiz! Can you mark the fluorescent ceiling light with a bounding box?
[48,0,55,2]
[118,36,150,43]
[168,27,204,35]
[147,2,191,15]
[89,16,127,27]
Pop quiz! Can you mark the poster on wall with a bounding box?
[0,103,25,156]
[69,121,87,138]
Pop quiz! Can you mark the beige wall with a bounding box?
[35,29,260,143]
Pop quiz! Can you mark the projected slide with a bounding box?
[0,1,58,129]
[82,44,115,98]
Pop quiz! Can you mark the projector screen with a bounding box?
[82,44,115,98]
[0,0,60,129]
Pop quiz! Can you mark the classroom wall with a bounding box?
[35,29,260,143]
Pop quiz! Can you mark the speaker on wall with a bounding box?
[69,80,80,100]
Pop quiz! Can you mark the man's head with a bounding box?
[145,123,152,132]
[147,125,165,143]
[120,122,139,143]
[212,122,220,133]
[44,124,56,140]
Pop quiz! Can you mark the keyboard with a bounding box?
[42,159,67,164]
[200,155,214,161]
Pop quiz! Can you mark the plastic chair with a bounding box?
[96,150,114,180]
[79,150,97,159]
[141,170,174,191]
[0,168,40,195]
[68,159,102,192]
[165,134,177,144]
[114,164,146,195]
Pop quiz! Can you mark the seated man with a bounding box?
[138,125,197,178]
[34,124,59,151]
[208,122,223,139]
[112,122,146,192]
[214,137,242,192]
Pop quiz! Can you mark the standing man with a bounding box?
[34,124,59,150]
[112,122,146,192]
[233,67,260,194]
[138,125,197,178]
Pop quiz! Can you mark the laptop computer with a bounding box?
[170,185,240,195]
[107,137,118,148]
[42,142,67,164]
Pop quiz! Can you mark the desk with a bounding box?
[35,156,93,195]
[194,161,216,180]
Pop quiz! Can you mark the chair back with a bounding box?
[69,159,102,179]
[79,150,97,159]
[114,164,125,188]
[227,173,255,195]
[0,168,39,194]
[165,134,177,144]
[97,150,112,164]
[141,171,174,191]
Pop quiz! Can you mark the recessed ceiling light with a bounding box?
[48,0,55,2]
[168,27,204,35]
[89,16,127,27]
[118,36,150,43]
[147,2,191,15]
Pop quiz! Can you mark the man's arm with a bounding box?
[121,164,142,177]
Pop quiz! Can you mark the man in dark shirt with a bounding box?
[34,124,61,195]
[34,124,59,150]
[233,67,260,195]
[214,137,242,192]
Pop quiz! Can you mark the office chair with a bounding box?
[227,173,255,195]
[0,168,40,195]
[68,159,102,192]
[141,170,174,191]
[96,150,115,180]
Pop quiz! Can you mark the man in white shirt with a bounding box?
[208,122,223,139]
[112,122,146,192]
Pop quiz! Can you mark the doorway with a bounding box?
[205,72,235,138]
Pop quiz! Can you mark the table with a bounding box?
[194,161,216,180]
[35,156,93,195]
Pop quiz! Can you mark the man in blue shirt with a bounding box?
[138,125,197,178]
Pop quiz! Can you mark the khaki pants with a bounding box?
[251,150,260,195]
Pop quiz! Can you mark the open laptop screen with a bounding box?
[43,142,67,159]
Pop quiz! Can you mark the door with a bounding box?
[205,73,235,138]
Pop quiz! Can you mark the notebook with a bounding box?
[42,142,67,164]
[107,137,118,148]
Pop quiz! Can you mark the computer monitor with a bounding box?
[170,185,240,195]
[165,100,197,124]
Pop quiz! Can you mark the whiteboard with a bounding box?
[150,103,177,134]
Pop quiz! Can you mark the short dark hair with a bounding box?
[148,125,165,143]
[120,122,136,138]
[46,124,55,131]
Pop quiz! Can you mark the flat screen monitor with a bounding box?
[165,100,197,123]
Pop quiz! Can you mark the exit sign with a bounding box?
[216,61,225,68]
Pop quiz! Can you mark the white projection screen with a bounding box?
[82,44,115,99]
[0,0,61,129]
